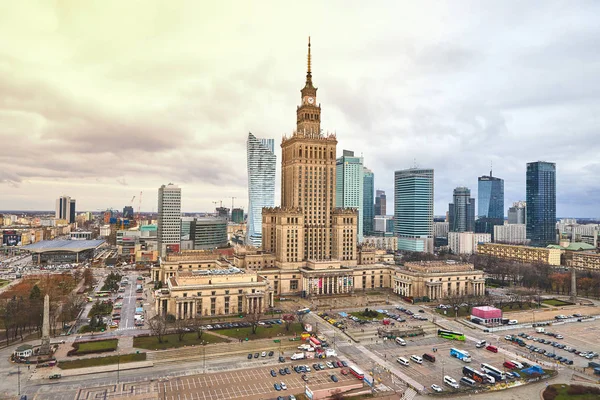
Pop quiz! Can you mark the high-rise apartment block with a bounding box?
[508,201,527,224]
[246,133,276,248]
[494,224,527,244]
[55,195,76,223]
[336,150,364,242]
[449,187,475,232]
[526,161,556,246]
[231,208,244,224]
[448,231,491,255]
[375,190,386,216]
[394,168,434,253]
[157,183,181,256]
[262,38,358,267]
[363,168,374,237]
[476,173,504,237]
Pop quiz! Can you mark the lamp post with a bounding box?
[17,364,21,396]
[203,342,206,373]
[117,351,120,385]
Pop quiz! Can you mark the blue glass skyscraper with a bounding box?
[526,161,556,246]
[363,167,374,237]
[246,133,276,247]
[394,168,434,253]
[476,173,504,237]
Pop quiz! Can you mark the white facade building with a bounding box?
[246,133,276,248]
[448,231,491,255]
[434,222,449,238]
[494,224,527,244]
[158,183,182,257]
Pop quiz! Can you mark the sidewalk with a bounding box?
[30,361,154,380]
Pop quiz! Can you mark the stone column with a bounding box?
[39,294,50,355]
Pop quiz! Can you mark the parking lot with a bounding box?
[159,358,360,400]
[502,321,600,369]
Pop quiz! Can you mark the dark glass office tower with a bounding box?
[476,173,504,238]
[363,168,374,236]
[449,187,475,232]
[526,161,556,246]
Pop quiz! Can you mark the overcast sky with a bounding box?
[1,1,599,217]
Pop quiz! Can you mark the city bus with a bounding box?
[450,348,472,362]
[309,337,322,349]
[480,363,505,380]
[95,291,111,298]
[297,308,310,315]
[462,366,485,383]
[349,365,364,380]
[437,329,466,341]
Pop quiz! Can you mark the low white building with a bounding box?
[494,224,527,244]
[448,232,491,255]
[363,236,398,251]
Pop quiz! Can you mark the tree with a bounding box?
[245,310,263,335]
[83,268,95,290]
[187,317,205,340]
[148,314,169,343]
[174,318,189,342]
[282,314,296,331]
[296,311,306,327]
[29,285,42,301]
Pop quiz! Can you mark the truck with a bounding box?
[535,327,545,333]
[450,348,472,363]
[291,352,305,360]
[325,349,337,357]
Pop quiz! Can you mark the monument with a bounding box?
[39,294,51,355]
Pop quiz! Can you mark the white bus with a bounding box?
[480,363,505,380]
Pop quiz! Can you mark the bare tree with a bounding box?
[187,317,205,340]
[245,310,263,335]
[148,314,169,343]
[296,312,306,327]
[174,318,189,342]
[282,314,296,331]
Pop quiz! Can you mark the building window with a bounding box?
[210,298,216,315]
[225,290,230,295]
[238,296,243,313]
[211,291,216,296]
[183,293,187,297]
[197,292,201,296]
[290,280,298,290]
[224,296,230,314]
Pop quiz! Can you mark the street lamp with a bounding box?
[17,364,21,396]
[117,351,121,385]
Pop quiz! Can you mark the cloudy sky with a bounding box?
[1,1,599,217]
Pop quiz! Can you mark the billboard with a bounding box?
[166,244,180,254]
[2,231,20,246]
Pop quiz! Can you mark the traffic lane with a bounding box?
[161,360,358,400]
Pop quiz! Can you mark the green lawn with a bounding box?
[0,279,10,288]
[59,353,146,370]
[133,332,228,350]
[499,302,542,312]
[350,311,386,320]
[542,299,574,307]
[543,384,600,400]
[217,323,305,340]
[74,339,118,354]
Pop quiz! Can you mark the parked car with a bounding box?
[331,375,338,382]
[49,374,61,380]
[274,383,281,391]
[431,384,443,392]
[247,353,253,359]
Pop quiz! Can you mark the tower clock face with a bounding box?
[308,97,314,104]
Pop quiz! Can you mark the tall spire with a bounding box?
[306,36,313,86]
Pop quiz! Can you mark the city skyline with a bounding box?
[1,2,599,217]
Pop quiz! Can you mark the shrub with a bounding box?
[542,385,558,400]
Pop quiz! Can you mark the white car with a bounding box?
[305,365,311,372]
[261,351,267,357]
[280,382,287,390]
[555,334,563,339]
[326,361,334,369]
[431,384,443,392]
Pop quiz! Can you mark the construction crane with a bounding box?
[137,191,143,225]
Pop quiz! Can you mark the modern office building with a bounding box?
[494,224,527,244]
[526,161,557,246]
[231,208,244,224]
[363,167,374,237]
[374,215,394,233]
[434,222,449,238]
[180,216,195,240]
[394,168,434,253]
[476,173,504,238]
[508,201,527,224]
[336,150,364,242]
[246,133,276,248]
[157,183,182,256]
[449,187,475,233]
[191,218,228,250]
[55,195,76,223]
[375,190,386,216]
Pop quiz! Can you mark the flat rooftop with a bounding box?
[22,240,106,253]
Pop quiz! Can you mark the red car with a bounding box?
[486,345,498,353]
[341,369,348,375]
[337,361,343,368]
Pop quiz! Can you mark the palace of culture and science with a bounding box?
[152,40,485,319]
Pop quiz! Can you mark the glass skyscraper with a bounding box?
[246,133,276,248]
[449,187,475,232]
[362,167,374,237]
[394,168,434,253]
[526,161,556,246]
[476,174,504,237]
[336,150,364,241]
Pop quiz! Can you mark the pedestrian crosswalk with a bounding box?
[116,327,138,331]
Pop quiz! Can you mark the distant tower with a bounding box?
[336,150,364,242]
[449,187,475,232]
[157,183,182,256]
[39,294,51,355]
[526,161,556,246]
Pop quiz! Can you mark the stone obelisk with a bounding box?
[39,294,50,355]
